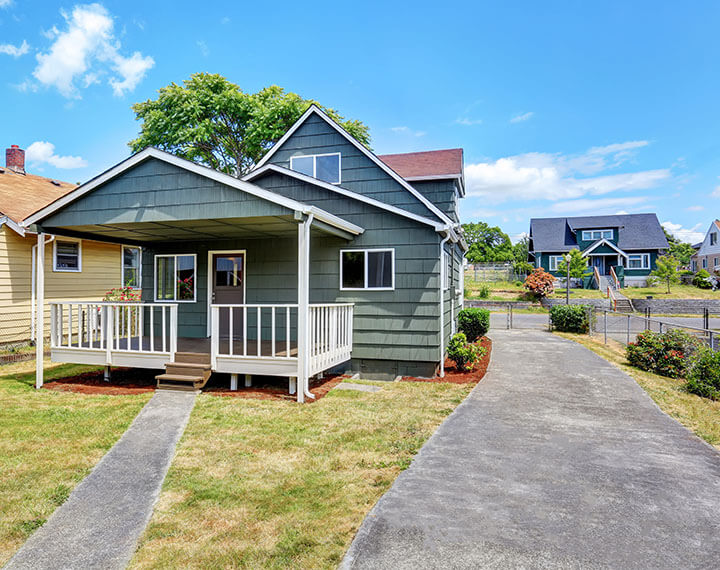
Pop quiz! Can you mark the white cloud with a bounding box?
[662,221,704,244]
[0,40,29,57]
[197,40,209,57]
[0,0,13,7]
[455,117,482,126]
[549,196,649,214]
[26,141,88,169]
[32,3,154,98]
[465,141,669,204]
[390,126,426,137]
[712,185,720,198]
[686,205,704,212]
[510,112,534,123]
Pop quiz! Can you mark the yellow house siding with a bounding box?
[0,226,124,345]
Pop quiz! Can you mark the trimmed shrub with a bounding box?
[550,304,594,333]
[447,332,484,372]
[524,268,555,298]
[693,269,712,289]
[685,349,720,400]
[626,329,703,378]
[476,283,490,299]
[458,308,490,342]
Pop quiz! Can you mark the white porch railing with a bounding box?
[309,303,354,376]
[50,302,178,362]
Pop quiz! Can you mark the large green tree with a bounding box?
[129,73,370,176]
[462,222,514,263]
[663,227,696,266]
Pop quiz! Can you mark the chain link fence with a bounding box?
[466,263,527,283]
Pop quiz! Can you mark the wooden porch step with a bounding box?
[155,372,210,390]
[173,352,211,365]
[156,382,199,392]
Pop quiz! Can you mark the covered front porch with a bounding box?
[28,150,363,401]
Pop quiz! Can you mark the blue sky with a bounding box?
[1,1,718,243]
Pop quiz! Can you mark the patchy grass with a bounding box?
[621,283,720,299]
[555,332,720,449]
[0,360,152,566]
[131,380,472,569]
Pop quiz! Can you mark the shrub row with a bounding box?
[446,308,491,372]
[549,304,594,333]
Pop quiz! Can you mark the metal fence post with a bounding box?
[711,331,715,352]
[604,310,607,345]
[704,308,709,335]
[510,304,514,329]
[626,314,631,345]
[506,304,510,330]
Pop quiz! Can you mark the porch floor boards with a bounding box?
[65,337,298,358]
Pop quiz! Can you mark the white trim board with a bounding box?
[22,147,363,237]
[0,215,25,236]
[244,163,445,231]
[53,238,82,272]
[251,105,455,226]
[582,238,628,258]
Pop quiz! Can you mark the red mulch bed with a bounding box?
[402,337,492,384]
[205,374,346,402]
[43,368,157,395]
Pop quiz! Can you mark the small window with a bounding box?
[290,153,341,184]
[582,229,613,241]
[703,258,707,269]
[711,233,717,246]
[340,249,394,290]
[628,253,650,270]
[549,255,564,271]
[155,254,196,302]
[54,240,81,272]
[122,246,141,288]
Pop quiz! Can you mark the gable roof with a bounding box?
[243,163,445,231]
[0,168,76,224]
[582,238,628,258]
[23,147,363,237]
[378,149,465,195]
[530,213,669,252]
[252,105,455,226]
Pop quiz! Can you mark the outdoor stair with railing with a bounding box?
[603,268,634,313]
[155,352,212,391]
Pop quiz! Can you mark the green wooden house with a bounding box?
[528,214,669,288]
[26,106,466,400]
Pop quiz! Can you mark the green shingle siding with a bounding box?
[411,180,459,222]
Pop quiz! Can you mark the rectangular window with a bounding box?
[122,246,141,288]
[581,229,613,241]
[290,152,341,184]
[628,253,650,270]
[711,233,717,246]
[703,258,707,269]
[340,249,394,290]
[155,254,196,302]
[53,240,81,272]
[549,255,564,271]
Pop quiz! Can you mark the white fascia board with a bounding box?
[582,238,628,258]
[244,164,445,231]
[251,105,455,226]
[306,206,363,235]
[0,215,25,236]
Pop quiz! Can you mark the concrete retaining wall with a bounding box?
[464,300,540,310]
[631,298,720,314]
[541,298,611,310]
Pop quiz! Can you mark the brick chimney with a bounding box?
[6,145,25,174]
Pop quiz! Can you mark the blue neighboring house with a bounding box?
[528,213,669,287]
[25,105,467,398]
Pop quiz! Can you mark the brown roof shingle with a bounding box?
[0,168,76,223]
[378,148,463,179]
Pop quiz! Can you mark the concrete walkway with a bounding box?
[6,390,197,570]
[343,330,720,569]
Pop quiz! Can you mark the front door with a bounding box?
[591,256,605,275]
[212,253,245,338]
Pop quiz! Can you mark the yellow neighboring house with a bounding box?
[0,145,140,346]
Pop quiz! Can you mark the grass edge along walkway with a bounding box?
[555,332,720,450]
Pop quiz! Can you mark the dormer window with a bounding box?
[290,152,341,184]
[582,229,613,241]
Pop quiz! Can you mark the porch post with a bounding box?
[297,218,307,403]
[35,233,45,389]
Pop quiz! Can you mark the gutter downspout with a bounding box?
[300,212,316,401]
[439,230,451,378]
[31,235,55,342]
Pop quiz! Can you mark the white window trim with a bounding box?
[340,248,395,291]
[290,152,341,184]
[582,229,613,241]
[122,245,142,289]
[154,253,197,302]
[53,238,82,272]
[549,255,564,271]
[628,253,650,270]
[702,258,707,269]
[443,250,451,290]
[711,233,717,246]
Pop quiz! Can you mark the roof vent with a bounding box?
[50,180,61,186]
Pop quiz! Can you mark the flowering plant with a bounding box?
[103,287,141,302]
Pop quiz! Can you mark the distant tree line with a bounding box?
[462,222,528,265]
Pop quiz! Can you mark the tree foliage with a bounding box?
[129,73,371,176]
[512,235,530,263]
[462,222,514,263]
[649,254,680,294]
[556,249,588,281]
[663,226,695,266]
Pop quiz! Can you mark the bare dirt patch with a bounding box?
[402,337,492,384]
[43,368,157,395]
[205,374,346,401]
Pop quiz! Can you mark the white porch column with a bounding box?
[297,217,308,403]
[35,232,45,389]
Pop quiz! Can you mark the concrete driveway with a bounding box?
[342,329,720,569]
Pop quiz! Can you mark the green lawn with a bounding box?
[555,333,720,449]
[0,360,152,566]
[130,380,473,569]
